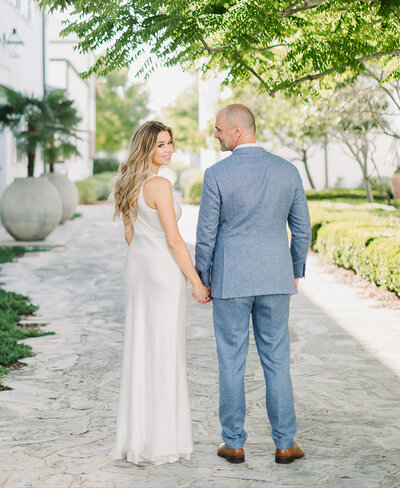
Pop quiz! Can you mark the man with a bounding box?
[195,104,311,464]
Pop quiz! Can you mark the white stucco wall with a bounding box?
[46,10,96,181]
[0,0,44,196]
[0,1,96,203]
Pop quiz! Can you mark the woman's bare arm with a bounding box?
[144,177,210,301]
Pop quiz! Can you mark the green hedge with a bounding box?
[309,202,400,296]
[306,188,389,202]
[185,178,203,204]
[76,172,115,203]
[93,157,119,175]
[179,168,203,196]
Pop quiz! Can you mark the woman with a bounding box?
[109,121,210,465]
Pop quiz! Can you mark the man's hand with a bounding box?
[192,286,212,303]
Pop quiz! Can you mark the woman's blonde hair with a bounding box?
[111,121,173,227]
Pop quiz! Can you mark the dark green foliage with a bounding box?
[93,157,120,174]
[0,85,81,176]
[0,248,53,386]
[0,336,34,367]
[309,202,400,295]
[0,246,26,264]
[0,288,54,368]
[306,188,388,202]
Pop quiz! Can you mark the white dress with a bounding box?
[110,175,193,465]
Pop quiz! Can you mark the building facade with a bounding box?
[0,0,95,200]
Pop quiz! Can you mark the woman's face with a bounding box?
[152,130,174,167]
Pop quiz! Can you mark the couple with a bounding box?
[109,104,311,466]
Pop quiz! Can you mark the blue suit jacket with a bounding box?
[195,146,311,299]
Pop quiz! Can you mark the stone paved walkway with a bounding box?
[0,204,399,488]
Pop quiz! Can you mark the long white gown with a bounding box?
[110,175,193,465]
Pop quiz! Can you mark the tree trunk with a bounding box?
[302,149,315,189]
[49,163,54,173]
[361,144,374,203]
[324,138,329,188]
[361,164,374,203]
[27,122,36,177]
[27,152,35,177]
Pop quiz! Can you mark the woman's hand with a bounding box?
[192,283,212,303]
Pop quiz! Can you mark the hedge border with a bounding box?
[309,202,400,296]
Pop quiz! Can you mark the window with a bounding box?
[7,0,32,21]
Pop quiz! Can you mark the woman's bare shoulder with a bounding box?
[144,176,172,191]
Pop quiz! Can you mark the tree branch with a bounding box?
[279,0,326,17]
[198,35,232,54]
[391,8,400,24]
[361,64,400,111]
[250,43,287,51]
[270,48,400,95]
[234,53,269,88]
[280,1,302,17]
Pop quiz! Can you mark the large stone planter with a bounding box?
[0,177,62,241]
[392,172,400,199]
[45,173,79,224]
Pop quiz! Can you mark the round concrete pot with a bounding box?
[391,172,400,199]
[0,177,62,241]
[45,173,79,224]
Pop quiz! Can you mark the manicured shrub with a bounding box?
[180,168,203,195]
[306,188,388,203]
[75,172,114,203]
[309,201,400,296]
[185,178,203,204]
[75,178,97,204]
[93,157,119,174]
[358,238,400,294]
[92,172,114,201]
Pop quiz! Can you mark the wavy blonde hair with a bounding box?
[111,121,173,227]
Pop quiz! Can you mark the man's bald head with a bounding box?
[220,104,256,135]
[214,104,256,151]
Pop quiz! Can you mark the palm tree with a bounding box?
[0,85,81,177]
[42,89,82,173]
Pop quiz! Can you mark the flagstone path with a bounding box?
[0,204,399,488]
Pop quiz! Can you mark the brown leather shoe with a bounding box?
[217,443,245,464]
[275,443,304,464]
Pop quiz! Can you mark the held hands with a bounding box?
[192,284,212,303]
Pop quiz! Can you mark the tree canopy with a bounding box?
[38,0,400,95]
[96,69,149,153]
[163,79,205,153]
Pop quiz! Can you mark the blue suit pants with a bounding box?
[212,294,296,450]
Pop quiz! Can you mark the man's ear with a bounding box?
[235,126,242,136]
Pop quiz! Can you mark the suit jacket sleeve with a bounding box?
[195,169,221,286]
[288,174,312,278]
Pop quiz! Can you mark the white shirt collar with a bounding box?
[233,143,263,151]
